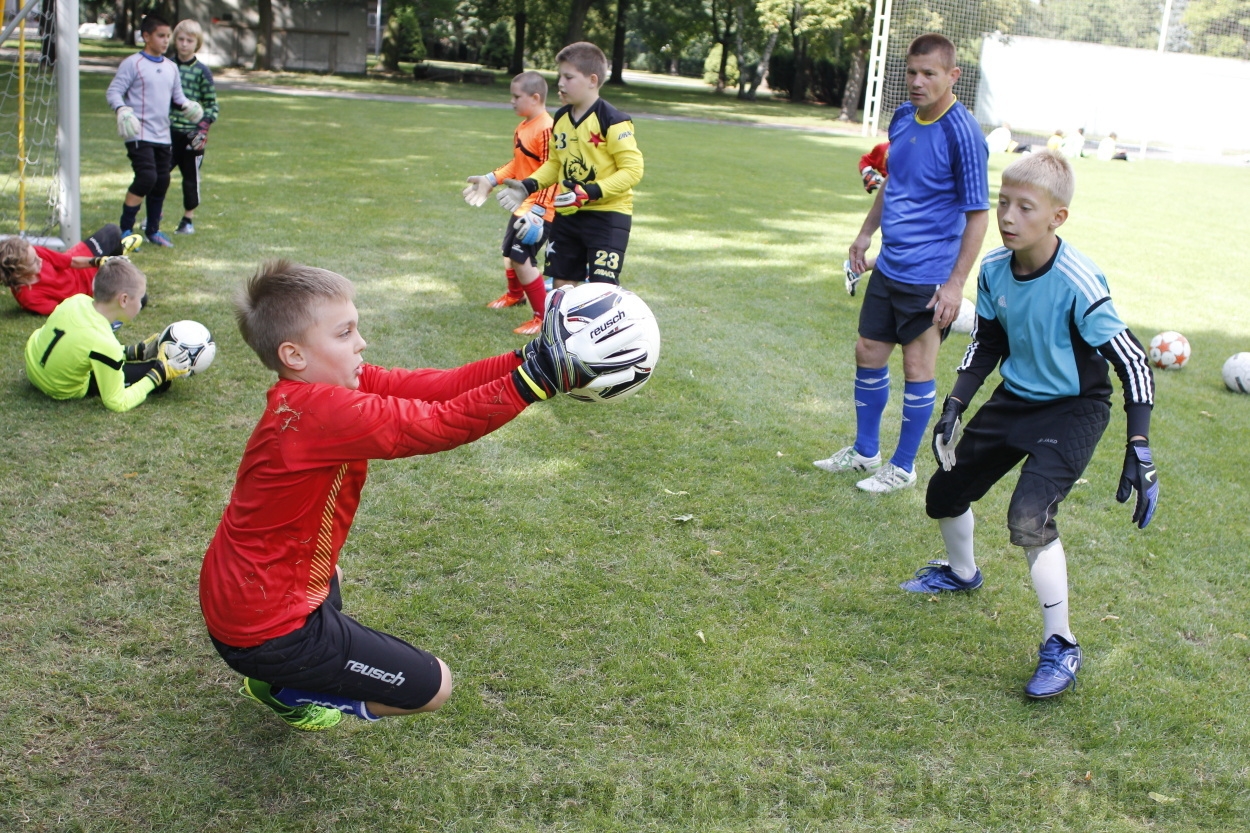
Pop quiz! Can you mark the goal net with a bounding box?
[864,0,1250,162]
[1,0,78,248]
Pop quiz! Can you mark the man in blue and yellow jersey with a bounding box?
[496,41,644,287]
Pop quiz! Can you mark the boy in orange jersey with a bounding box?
[462,71,558,335]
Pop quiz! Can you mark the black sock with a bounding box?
[120,203,140,233]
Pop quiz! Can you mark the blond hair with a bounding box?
[0,237,33,288]
[1002,150,1075,207]
[512,70,547,100]
[236,260,355,372]
[556,42,608,84]
[92,257,146,302]
[907,33,956,70]
[173,18,204,52]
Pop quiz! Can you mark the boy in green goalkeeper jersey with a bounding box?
[24,259,189,412]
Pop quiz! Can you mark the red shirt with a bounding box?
[200,353,526,647]
[9,242,96,315]
[859,142,890,176]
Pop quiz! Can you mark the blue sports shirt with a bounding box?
[967,241,1152,404]
[878,99,989,285]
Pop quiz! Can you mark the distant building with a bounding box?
[180,0,370,74]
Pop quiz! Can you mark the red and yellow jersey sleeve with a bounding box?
[493,113,557,221]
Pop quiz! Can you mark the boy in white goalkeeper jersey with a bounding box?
[903,150,1157,700]
[106,14,202,248]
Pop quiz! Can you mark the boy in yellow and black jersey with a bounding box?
[496,42,644,287]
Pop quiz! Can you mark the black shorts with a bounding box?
[124,140,172,199]
[858,270,947,345]
[83,224,123,258]
[210,575,444,710]
[545,209,631,285]
[926,387,1111,547]
[500,218,547,268]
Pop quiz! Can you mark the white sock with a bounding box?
[940,510,977,580]
[1025,538,1074,643]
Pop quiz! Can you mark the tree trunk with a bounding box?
[510,4,527,74]
[254,0,274,70]
[565,0,593,45]
[790,32,806,103]
[608,0,630,84]
[839,44,867,121]
[712,1,733,92]
[745,28,779,101]
[113,0,132,46]
[734,3,749,98]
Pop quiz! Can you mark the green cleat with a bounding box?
[239,677,343,732]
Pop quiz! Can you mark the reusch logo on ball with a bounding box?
[344,660,406,686]
[590,310,627,340]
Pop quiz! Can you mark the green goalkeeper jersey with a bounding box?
[24,294,156,412]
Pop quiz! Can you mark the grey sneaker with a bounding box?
[856,462,917,493]
[814,445,882,473]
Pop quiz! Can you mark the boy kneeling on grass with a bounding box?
[24,258,189,412]
[199,260,644,730]
[902,151,1158,699]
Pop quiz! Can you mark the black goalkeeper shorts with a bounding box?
[545,209,631,285]
[211,575,445,710]
[926,386,1111,547]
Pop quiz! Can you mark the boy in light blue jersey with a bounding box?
[902,150,1158,700]
[816,33,990,493]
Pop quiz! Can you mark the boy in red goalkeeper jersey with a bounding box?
[199,260,642,731]
[462,71,558,335]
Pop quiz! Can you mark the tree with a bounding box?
[254,0,274,70]
[1183,0,1250,58]
[837,2,871,119]
[608,0,632,82]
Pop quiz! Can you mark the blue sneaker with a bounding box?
[146,230,173,248]
[1025,634,1082,699]
[900,560,983,593]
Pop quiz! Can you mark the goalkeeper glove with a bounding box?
[513,288,647,402]
[861,167,884,194]
[90,256,112,268]
[1115,440,1158,529]
[124,332,162,362]
[496,178,535,213]
[843,259,863,297]
[181,100,205,124]
[931,396,966,471]
[513,205,546,245]
[116,106,140,140]
[189,120,211,152]
[143,343,190,388]
[554,180,592,210]
[462,173,497,207]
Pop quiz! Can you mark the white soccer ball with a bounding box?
[1148,331,1190,371]
[552,283,660,403]
[159,319,216,376]
[1222,352,1250,394]
[951,298,976,334]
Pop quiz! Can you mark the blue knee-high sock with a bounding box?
[272,686,380,721]
[854,366,890,458]
[892,379,937,473]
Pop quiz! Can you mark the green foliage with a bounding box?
[1183,0,1250,59]
[382,6,426,71]
[1021,0,1163,49]
[480,19,513,68]
[3,71,1250,831]
[703,43,740,86]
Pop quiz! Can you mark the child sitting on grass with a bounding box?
[199,261,643,730]
[23,257,188,412]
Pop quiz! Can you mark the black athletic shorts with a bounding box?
[83,224,123,258]
[858,270,949,345]
[500,217,548,268]
[210,575,444,710]
[545,209,631,285]
[926,386,1111,547]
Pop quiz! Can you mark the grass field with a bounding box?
[2,71,1250,832]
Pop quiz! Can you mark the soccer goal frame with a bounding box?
[1,0,79,248]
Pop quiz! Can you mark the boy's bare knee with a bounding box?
[419,657,453,712]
